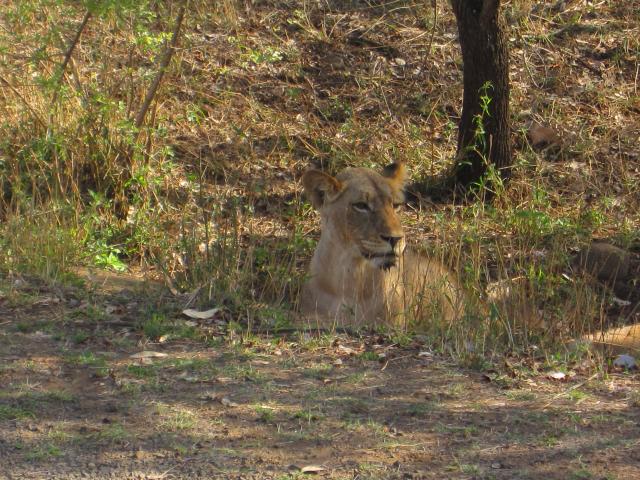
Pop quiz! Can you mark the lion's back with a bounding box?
[402,249,466,325]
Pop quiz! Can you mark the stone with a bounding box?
[572,241,631,283]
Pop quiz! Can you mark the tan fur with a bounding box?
[300,164,465,330]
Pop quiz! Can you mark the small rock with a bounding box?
[613,354,637,370]
[572,242,631,284]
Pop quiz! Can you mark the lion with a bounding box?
[300,162,466,330]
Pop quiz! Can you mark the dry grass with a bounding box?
[0,0,638,355]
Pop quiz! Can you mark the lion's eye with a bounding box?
[352,202,370,212]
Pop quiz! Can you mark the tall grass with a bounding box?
[0,0,637,356]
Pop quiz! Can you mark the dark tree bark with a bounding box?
[450,0,511,188]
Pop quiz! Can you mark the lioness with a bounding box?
[300,162,465,330]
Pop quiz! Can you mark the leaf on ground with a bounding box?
[182,308,221,320]
[105,304,124,314]
[611,297,632,307]
[178,372,199,382]
[337,345,356,355]
[301,465,326,474]
[528,123,561,150]
[220,397,238,407]
[129,351,168,359]
[200,391,220,401]
[547,371,566,380]
[33,296,61,306]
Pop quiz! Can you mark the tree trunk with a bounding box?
[450,0,511,188]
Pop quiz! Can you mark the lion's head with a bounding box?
[302,163,407,270]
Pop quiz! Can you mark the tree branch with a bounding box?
[51,9,91,107]
[133,5,186,129]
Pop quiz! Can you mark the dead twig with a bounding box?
[541,372,599,409]
[426,0,438,61]
[0,75,47,129]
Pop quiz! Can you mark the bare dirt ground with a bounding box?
[1,273,639,480]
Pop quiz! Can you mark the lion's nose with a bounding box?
[381,235,403,248]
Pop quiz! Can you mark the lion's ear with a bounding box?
[302,170,343,209]
[381,162,407,188]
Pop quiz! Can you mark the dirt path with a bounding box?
[1,274,639,479]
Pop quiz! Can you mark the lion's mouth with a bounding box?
[361,251,398,270]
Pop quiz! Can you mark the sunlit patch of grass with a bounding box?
[25,442,63,461]
[38,390,75,403]
[71,331,90,344]
[65,351,107,367]
[254,405,277,424]
[446,383,466,398]
[0,404,36,421]
[570,468,594,480]
[435,423,480,439]
[301,363,332,380]
[291,408,324,423]
[94,422,130,444]
[64,351,109,377]
[357,351,380,362]
[47,426,74,444]
[156,404,197,431]
[333,397,370,417]
[504,390,536,401]
[406,401,438,417]
[126,364,158,379]
[221,364,269,383]
[567,389,590,403]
